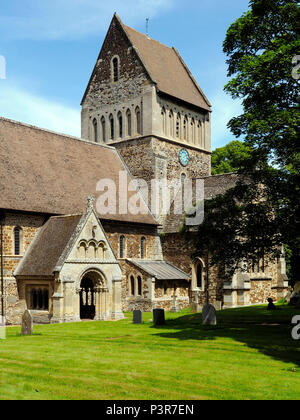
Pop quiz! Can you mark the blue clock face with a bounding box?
[179,149,190,167]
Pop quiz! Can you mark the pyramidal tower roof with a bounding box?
[82,14,211,112]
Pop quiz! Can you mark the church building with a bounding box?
[0,14,288,325]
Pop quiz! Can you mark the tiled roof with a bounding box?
[0,117,157,225]
[129,259,190,281]
[162,173,241,233]
[121,18,211,111]
[15,214,83,277]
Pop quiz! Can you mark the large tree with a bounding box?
[185,0,300,285]
[211,140,252,175]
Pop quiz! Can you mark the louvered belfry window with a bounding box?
[113,57,119,82]
[14,227,21,255]
[120,235,125,259]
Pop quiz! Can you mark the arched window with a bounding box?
[183,116,188,141]
[78,241,87,259]
[87,242,97,259]
[195,261,204,289]
[14,227,22,255]
[126,109,132,136]
[120,235,125,259]
[130,275,135,296]
[135,107,141,135]
[109,114,114,140]
[176,113,181,138]
[101,117,106,143]
[197,121,202,146]
[191,118,195,144]
[137,276,142,296]
[93,118,98,143]
[161,107,166,134]
[112,57,119,82]
[141,237,146,259]
[181,173,186,185]
[118,112,123,138]
[169,111,174,137]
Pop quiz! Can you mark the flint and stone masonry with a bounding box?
[0,14,288,324]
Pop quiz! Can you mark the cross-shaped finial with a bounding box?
[87,195,95,211]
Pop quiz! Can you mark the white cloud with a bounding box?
[0,0,175,40]
[0,82,81,137]
[211,90,243,149]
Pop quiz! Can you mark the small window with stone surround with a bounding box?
[141,237,146,259]
[137,276,142,296]
[118,112,123,138]
[193,259,205,290]
[183,116,188,141]
[126,109,132,136]
[130,275,135,296]
[93,118,98,143]
[14,226,23,256]
[161,107,166,134]
[109,114,114,140]
[197,121,202,146]
[101,116,106,143]
[191,118,195,144]
[135,107,141,135]
[176,113,181,139]
[119,235,125,259]
[169,111,174,137]
[112,57,119,82]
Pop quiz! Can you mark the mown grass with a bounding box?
[0,305,299,400]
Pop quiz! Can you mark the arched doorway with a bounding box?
[80,277,95,320]
[79,269,108,321]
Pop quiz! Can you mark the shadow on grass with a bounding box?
[151,306,300,368]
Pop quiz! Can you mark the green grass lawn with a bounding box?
[0,305,299,400]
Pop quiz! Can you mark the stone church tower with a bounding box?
[81,14,212,222]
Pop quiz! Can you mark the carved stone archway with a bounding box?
[78,269,109,321]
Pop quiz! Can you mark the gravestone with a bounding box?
[202,304,217,326]
[267,298,278,311]
[133,310,143,324]
[21,310,33,336]
[284,290,292,303]
[170,295,178,313]
[153,309,165,326]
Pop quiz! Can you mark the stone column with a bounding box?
[81,107,89,140]
[75,288,81,321]
[111,276,124,320]
[63,278,79,323]
[99,288,104,320]
[94,287,101,321]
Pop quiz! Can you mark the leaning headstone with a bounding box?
[21,310,33,336]
[290,293,299,306]
[153,309,165,326]
[133,310,142,324]
[202,304,217,326]
[284,290,292,303]
[294,282,300,294]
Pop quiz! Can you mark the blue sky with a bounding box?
[0,0,250,149]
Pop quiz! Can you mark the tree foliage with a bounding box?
[211,140,253,175]
[184,0,300,284]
